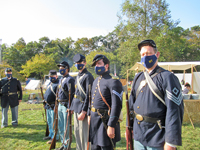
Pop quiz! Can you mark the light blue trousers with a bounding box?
[58,103,70,148]
[134,140,164,150]
[46,109,59,140]
[1,103,18,127]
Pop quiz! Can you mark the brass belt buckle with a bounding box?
[91,107,96,112]
[136,114,143,121]
[74,95,77,98]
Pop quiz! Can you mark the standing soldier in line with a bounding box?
[56,61,75,150]
[89,55,123,150]
[70,54,94,150]
[128,40,184,149]
[0,68,22,128]
[42,70,59,144]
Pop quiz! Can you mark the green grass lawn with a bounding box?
[0,90,200,150]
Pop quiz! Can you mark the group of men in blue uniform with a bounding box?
[0,39,184,150]
[43,53,123,150]
[42,39,184,150]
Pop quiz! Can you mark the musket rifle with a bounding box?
[125,88,133,150]
[40,87,49,137]
[67,83,72,150]
[87,84,91,150]
[62,83,72,149]
[49,87,59,150]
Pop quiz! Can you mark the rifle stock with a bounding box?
[40,87,49,137]
[49,87,59,150]
[126,92,133,150]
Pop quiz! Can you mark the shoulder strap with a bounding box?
[97,78,111,115]
[76,74,86,97]
[144,70,166,106]
[50,83,56,96]
[1,80,11,89]
[136,68,164,98]
[60,78,68,97]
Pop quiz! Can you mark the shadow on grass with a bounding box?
[3,123,47,130]
[0,125,77,149]
[182,122,200,128]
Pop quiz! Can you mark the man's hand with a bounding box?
[125,127,134,141]
[19,100,22,103]
[78,111,86,121]
[107,126,115,139]
[66,109,73,115]
[88,116,91,125]
[164,143,176,150]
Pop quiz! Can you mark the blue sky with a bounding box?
[0,0,199,46]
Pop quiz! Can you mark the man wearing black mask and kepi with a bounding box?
[0,68,22,128]
[56,61,75,150]
[128,39,184,150]
[70,54,94,150]
[88,54,123,150]
[43,70,59,144]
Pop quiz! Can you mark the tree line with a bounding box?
[1,0,200,80]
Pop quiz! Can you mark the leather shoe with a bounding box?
[43,136,51,140]
[47,139,52,144]
[47,139,58,144]
[55,145,64,150]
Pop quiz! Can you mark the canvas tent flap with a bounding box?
[25,80,41,90]
[129,61,200,71]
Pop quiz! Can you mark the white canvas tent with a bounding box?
[127,61,200,94]
[175,73,200,94]
[25,80,41,90]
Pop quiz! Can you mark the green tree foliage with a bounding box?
[3,38,42,72]
[115,0,180,78]
[3,45,24,71]
[74,37,96,55]
[20,54,56,79]
[98,32,120,54]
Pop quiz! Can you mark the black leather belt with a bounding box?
[2,92,17,96]
[45,101,55,105]
[134,111,165,124]
[58,99,68,102]
[90,107,108,114]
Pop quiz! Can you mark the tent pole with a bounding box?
[184,103,195,129]
[191,65,194,94]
